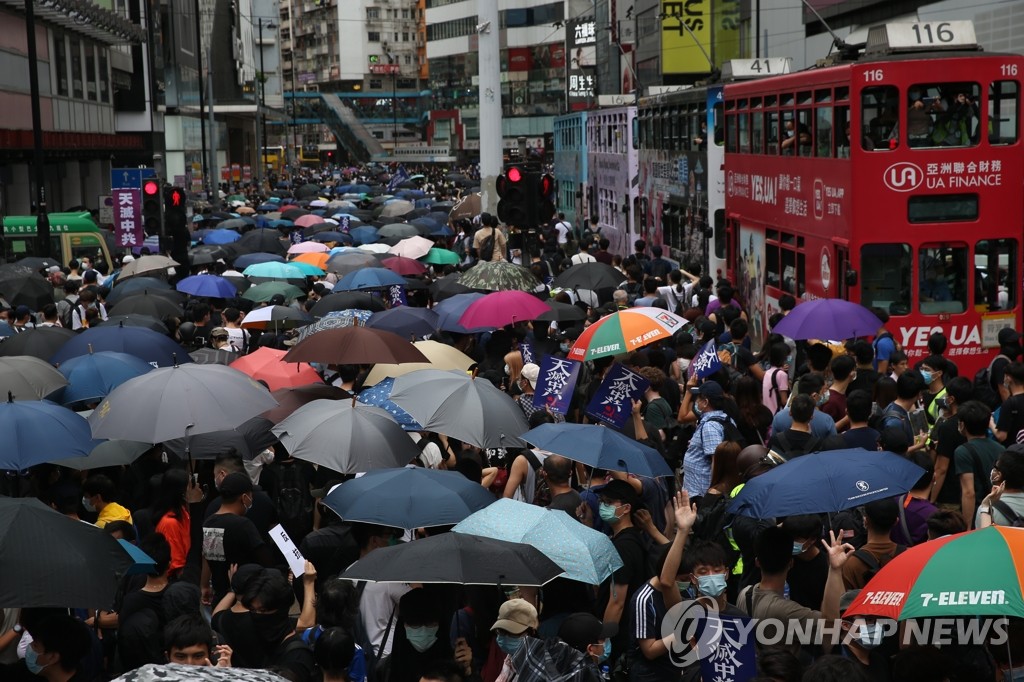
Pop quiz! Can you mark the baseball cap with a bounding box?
[520,363,540,389]
[490,598,539,635]
[998,327,1021,346]
[557,612,617,652]
[122,254,135,264]
[210,327,229,339]
[13,305,31,319]
[83,270,98,283]
[689,380,724,399]
[597,479,641,509]
[839,589,862,617]
[219,472,253,498]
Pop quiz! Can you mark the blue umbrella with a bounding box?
[234,252,286,269]
[336,267,406,291]
[243,261,307,281]
[175,275,238,299]
[258,202,278,211]
[288,261,326,277]
[356,377,422,430]
[204,229,241,245]
[434,292,490,333]
[51,326,192,369]
[728,448,926,518]
[323,467,495,529]
[0,397,100,469]
[0,321,13,338]
[520,423,674,478]
[431,224,455,237]
[118,538,157,575]
[367,307,440,339]
[453,498,623,584]
[350,226,379,245]
[770,298,884,342]
[57,350,154,405]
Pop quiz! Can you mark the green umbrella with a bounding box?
[242,282,307,303]
[421,248,460,266]
[458,261,539,292]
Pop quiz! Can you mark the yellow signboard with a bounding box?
[661,0,712,74]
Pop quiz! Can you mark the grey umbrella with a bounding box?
[189,348,237,365]
[272,399,417,473]
[0,356,68,400]
[389,369,529,449]
[50,439,153,470]
[88,364,278,445]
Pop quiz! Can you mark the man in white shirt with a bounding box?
[553,213,571,246]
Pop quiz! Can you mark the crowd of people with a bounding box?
[1,165,1022,682]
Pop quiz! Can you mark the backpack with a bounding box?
[691,493,741,568]
[702,415,747,449]
[353,581,396,682]
[852,545,906,582]
[991,500,1024,527]
[766,368,785,414]
[974,353,1009,392]
[57,298,76,329]
[646,400,692,469]
[769,431,821,459]
[872,331,901,368]
[478,229,496,262]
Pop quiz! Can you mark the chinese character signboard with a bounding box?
[113,189,142,248]
[585,363,649,430]
[566,19,597,110]
[697,615,757,682]
[533,355,581,415]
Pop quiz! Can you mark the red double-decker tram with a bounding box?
[721,21,1022,373]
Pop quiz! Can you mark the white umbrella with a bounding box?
[389,235,434,260]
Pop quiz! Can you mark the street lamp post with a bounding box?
[390,53,398,153]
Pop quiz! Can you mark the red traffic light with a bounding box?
[507,167,523,183]
[143,180,160,196]
[539,174,554,196]
[167,188,185,207]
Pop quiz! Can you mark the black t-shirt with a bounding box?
[599,527,652,655]
[117,589,167,672]
[848,368,881,398]
[204,488,279,540]
[734,346,759,373]
[768,429,819,458]
[212,609,266,669]
[996,393,1024,445]
[933,415,965,505]
[202,513,268,602]
[788,549,828,610]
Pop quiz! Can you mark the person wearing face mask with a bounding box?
[557,613,616,676]
[838,590,897,680]
[495,611,604,682]
[918,355,948,428]
[993,362,1024,446]
[80,474,132,529]
[237,569,317,681]
[201,473,276,608]
[21,614,92,682]
[389,588,454,682]
[490,598,538,679]
[770,373,839,441]
[781,515,830,610]
[203,452,279,543]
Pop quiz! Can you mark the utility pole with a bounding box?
[24,0,50,257]
[194,0,208,194]
[207,44,220,209]
[257,18,266,195]
[153,153,166,254]
[477,0,502,215]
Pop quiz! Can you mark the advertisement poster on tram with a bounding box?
[738,227,766,348]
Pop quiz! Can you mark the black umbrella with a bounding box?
[96,314,169,333]
[236,229,287,256]
[16,256,61,272]
[553,262,627,291]
[163,416,277,460]
[430,273,474,301]
[310,291,385,317]
[340,532,563,586]
[0,264,53,310]
[535,301,587,323]
[295,183,322,198]
[0,326,75,360]
[110,291,183,318]
[0,497,133,608]
[106,277,177,305]
[281,207,309,221]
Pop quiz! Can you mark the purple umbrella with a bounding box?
[770,298,884,341]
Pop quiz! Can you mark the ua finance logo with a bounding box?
[882,162,923,192]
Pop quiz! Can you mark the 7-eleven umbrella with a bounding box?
[568,308,688,361]
[229,347,322,391]
[845,526,1024,620]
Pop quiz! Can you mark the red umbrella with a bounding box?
[229,347,322,391]
[282,326,430,365]
[458,290,552,329]
[261,383,350,423]
[380,256,428,276]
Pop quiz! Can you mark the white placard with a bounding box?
[270,524,306,577]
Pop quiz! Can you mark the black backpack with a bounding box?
[478,230,496,262]
[770,431,822,459]
[992,500,1024,527]
[974,353,1009,392]
[703,415,747,448]
[853,545,906,582]
[691,493,740,568]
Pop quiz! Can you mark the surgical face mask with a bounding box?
[599,639,611,662]
[692,400,703,417]
[243,495,253,513]
[598,502,621,524]
[495,632,525,656]
[696,573,728,598]
[25,647,50,675]
[816,390,829,407]
[559,342,570,354]
[405,625,438,653]
[792,541,808,556]
[503,364,511,375]
[857,622,884,649]
[82,496,96,513]
[786,129,795,138]
[676,581,690,594]
[920,370,934,385]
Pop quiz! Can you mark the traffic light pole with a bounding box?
[153,154,166,255]
[24,0,50,258]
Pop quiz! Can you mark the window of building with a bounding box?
[98,49,109,103]
[402,9,410,18]
[397,78,416,89]
[989,80,1019,145]
[369,79,383,89]
[860,243,911,315]
[366,8,379,19]
[919,244,968,314]
[861,85,898,151]
[394,33,399,41]
[975,238,1017,312]
[402,32,409,42]
[368,32,381,42]
[85,45,97,101]
[69,36,83,99]
[404,54,412,65]
[53,32,68,97]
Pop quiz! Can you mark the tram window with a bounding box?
[908,82,981,148]
[919,245,968,315]
[988,80,1018,145]
[713,209,726,260]
[975,239,1017,311]
[835,106,851,157]
[712,102,724,146]
[767,110,780,153]
[861,244,911,315]
[835,86,850,102]
[738,112,750,153]
[726,114,738,152]
[861,86,899,151]
[816,107,833,158]
[752,111,764,154]
[766,242,781,288]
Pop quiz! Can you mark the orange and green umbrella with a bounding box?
[568,308,688,362]
[845,526,1024,620]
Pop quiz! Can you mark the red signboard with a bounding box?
[370,64,400,75]
[508,48,533,72]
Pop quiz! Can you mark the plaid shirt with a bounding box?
[516,393,565,423]
[682,410,728,497]
[506,637,603,682]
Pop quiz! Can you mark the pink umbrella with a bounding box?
[458,290,552,329]
[294,214,326,228]
[229,346,322,391]
[288,241,329,254]
[388,235,433,259]
[380,256,427,276]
